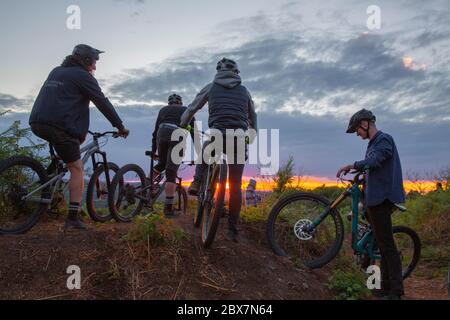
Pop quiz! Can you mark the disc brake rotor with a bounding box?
[294,219,314,241]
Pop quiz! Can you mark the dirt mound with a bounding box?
[0,214,332,300]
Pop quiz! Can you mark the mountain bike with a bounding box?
[267,169,421,279]
[193,133,249,248]
[107,151,190,222]
[0,131,121,235]
[193,152,228,248]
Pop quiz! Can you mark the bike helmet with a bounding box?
[168,93,183,105]
[72,44,104,67]
[346,109,376,134]
[216,57,240,74]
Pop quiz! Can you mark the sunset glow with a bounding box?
[402,56,414,69]
[181,176,439,193]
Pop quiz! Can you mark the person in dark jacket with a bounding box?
[336,109,406,300]
[180,58,257,242]
[245,179,261,207]
[29,44,129,230]
[151,94,195,217]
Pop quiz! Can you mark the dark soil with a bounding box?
[0,213,332,300]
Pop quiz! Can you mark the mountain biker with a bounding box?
[180,57,257,242]
[336,108,406,300]
[151,94,195,217]
[29,44,130,230]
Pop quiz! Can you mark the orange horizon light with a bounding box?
[181,175,439,193]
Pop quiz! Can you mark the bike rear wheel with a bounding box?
[86,162,119,222]
[108,164,146,222]
[267,192,344,268]
[371,225,421,279]
[0,156,49,235]
[201,163,227,248]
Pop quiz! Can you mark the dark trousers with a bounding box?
[154,127,183,183]
[194,135,246,231]
[366,200,404,296]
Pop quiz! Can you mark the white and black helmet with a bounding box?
[168,94,182,105]
[216,57,240,74]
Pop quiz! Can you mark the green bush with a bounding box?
[0,112,47,162]
[393,190,450,277]
[328,268,371,300]
[124,214,186,246]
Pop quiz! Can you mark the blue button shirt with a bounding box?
[353,131,406,207]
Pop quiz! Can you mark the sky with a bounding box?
[1,0,450,180]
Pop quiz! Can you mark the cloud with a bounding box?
[0,93,33,113]
[3,0,450,178]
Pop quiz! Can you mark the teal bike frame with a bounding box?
[307,171,381,261]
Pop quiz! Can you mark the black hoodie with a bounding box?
[29,56,124,141]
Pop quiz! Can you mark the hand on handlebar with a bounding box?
[117,128,130,138]
[336,164,354,178]
[151,152,159,160]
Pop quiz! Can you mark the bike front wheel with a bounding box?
[108,164,146,222]
[86,162,119,222]
[201,163,227,248]
[0,156,49,235]
[267,192,344,269]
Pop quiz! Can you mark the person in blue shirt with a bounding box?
[336,109,406,300]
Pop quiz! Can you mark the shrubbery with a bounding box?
[394,189,450,277]
[124,214,186,246]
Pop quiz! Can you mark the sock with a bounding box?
[165,196,174,211]
[68,202,80,220]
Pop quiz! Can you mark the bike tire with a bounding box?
[201,163,227,248]
[0,156,49,235]
[266,192,344,269]
[371,225,421,280]
[193,182,205,228]
[86,162,119,222]
[108,164,146,223]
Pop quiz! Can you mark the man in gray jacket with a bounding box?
[180,58,257,241]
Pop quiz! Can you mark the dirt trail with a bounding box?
[0,213,447,300]
[0,214,331,300]
[403,274,449,300]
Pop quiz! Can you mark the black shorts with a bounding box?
[30,123,81,163]
[154,126,184,183]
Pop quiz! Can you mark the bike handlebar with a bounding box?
[340,168,366,185]
[88,131,119,138]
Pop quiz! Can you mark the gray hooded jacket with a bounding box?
[180,71,257,131]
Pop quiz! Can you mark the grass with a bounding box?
[393,190,450,278]
[124,213,187,247]
[240,185,449,297]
